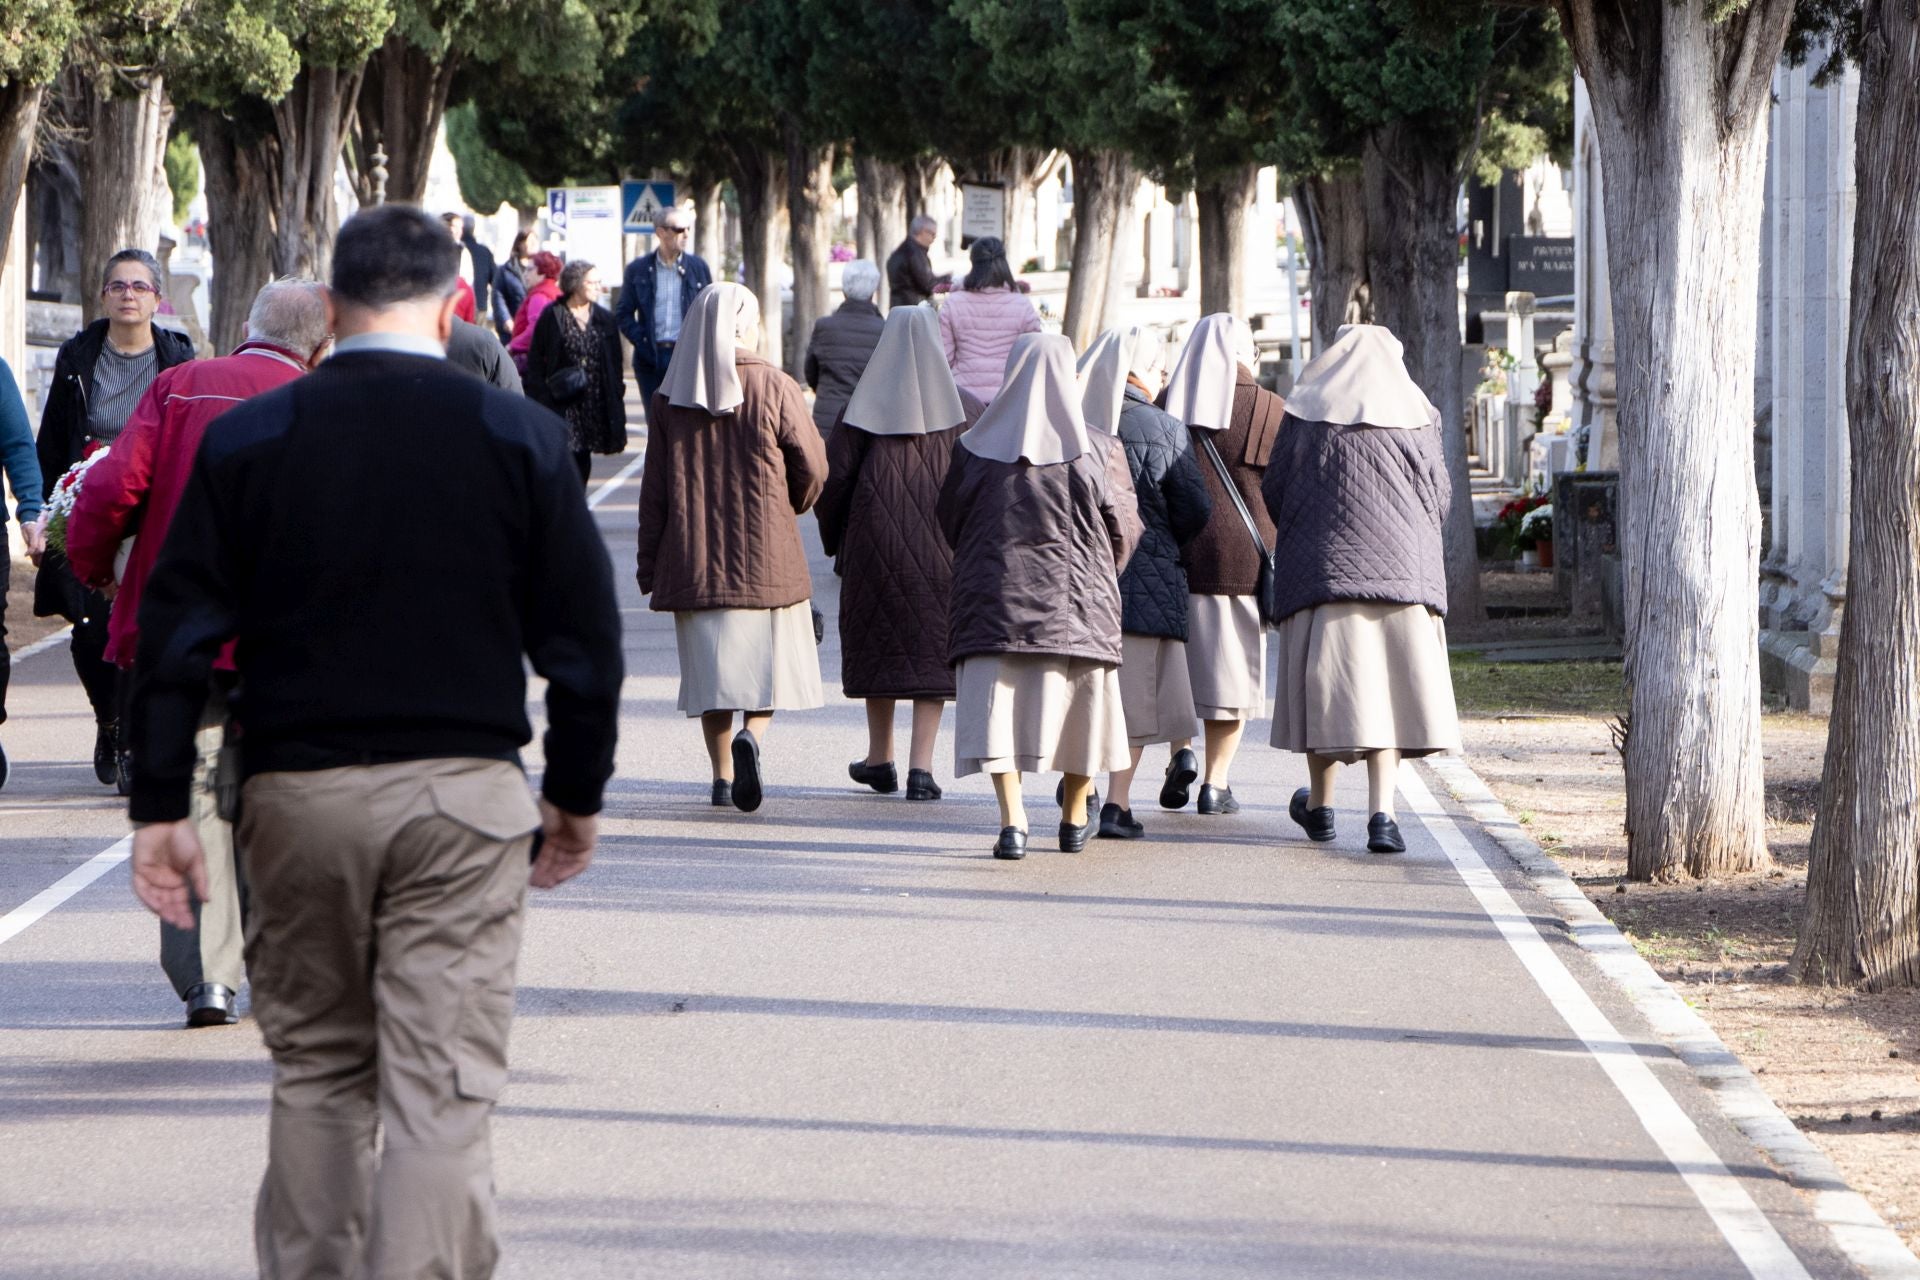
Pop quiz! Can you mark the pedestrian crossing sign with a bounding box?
[621,181,676,234]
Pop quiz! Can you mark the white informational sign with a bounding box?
[546,186,626,281]
[959,183,1006,243]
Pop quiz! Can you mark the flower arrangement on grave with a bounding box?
[37,447,112,557]
[1493,492,1550,556]
[1519,503,1554,552]
[1476,348,1517,398]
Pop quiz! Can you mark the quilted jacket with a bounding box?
[804,299,885,431]
[1176,366,1284,597]
[939,287,1042,401]
[1114,387,1213,640]
[636,355,828,612]
[815,390,985,699]
[936,432,1142,666]
[1260,415,1451,622]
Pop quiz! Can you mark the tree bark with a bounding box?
[1557,0,1793,880]
[1792,0,1920,987]
[784,130,835,380]
[1294,170,1371,355]
[197,119,278,354]
[854,150,907,306]
[348,33,459,207]
[0,81,41,280]
[902,154,943,223]
[1062,148,1136,351]
[1362,126,1483,626]
[1196,162,1260,319]
[77,71,173,322]
[268,64,365,284]
[729,138,785,366]
[685,173,725,266]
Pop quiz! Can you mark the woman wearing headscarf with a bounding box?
[816,305,984,801]
[938,236,1041,402]
[1262,325,1461,854]
[1077,326,1212,839]
[637,283,829,813]
[937,333,1142,860]
[1159,313,1283,816]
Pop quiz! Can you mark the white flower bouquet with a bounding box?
[38,446,112,558]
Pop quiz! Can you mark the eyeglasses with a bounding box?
[660,224,689,234]
[103,280,159,297]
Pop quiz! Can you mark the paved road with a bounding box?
[0,450,1864,1278]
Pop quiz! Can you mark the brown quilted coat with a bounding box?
[636,355,828,611]
[936,432,1143,666]
[815,392,985,699]
[1177,366,1285,597]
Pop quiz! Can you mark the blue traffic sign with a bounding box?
[621,180,677,234]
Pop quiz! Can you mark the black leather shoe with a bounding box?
[1196,784,1239,815]
[905,769,943,801]
[93,722,118,786]
[1159,747,1198,810]
[1058,813,1094,852]
[730,731,763,813]
[1368,813,1407,854]
[185,982,239,1027]
[992,827,1029,860]
[849,760,898,794]
[1289,788,1337,842]
[1098,803,1144,840]
[710,778,733,807]
[115,749,133,798]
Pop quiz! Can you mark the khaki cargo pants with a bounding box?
[239,757,540,1280]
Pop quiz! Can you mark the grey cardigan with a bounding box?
[1260,415,1451,622]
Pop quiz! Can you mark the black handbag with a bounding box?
[546,361,590,404]
[1198,433,1278,627]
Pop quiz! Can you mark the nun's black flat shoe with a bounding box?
[849,760,898,794]
[993,827,1029,860]
[1159,748,1198,810]
[1197,784,1239,815]
[1289,788,1337,842]
[905,769,942,801]
[710,779,733,807]
[1368,813,1407,854]
[1058,814,1094,853]
[1054,779,1098,813]
[1098,803,1144,840]
[730,730,764,812]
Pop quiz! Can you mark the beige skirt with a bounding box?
[1119,635,1198,748]
[1270,601,1462,763]
[674,602,825,717]
[954,653,1130,778]
[1185,593,1267,721]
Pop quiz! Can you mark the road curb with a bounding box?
[1423,753,1920,1280]
[9,625,73,664]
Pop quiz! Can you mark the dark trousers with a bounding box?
[71,609,119,726]
[160,693,247,998]
[572,450,591,486]
[635,345,674,415]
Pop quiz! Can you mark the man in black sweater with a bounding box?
[126,204,622,1278]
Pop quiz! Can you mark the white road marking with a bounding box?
[587,454,645,510]
[0,836,132,948]
[1400,768,1813,1280]
[10,626,75,662]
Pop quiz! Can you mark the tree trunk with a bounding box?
[1362,126,1483,626]
[77,72,173,321]
[0,81,41,279]
[1791,0,1920,987]
[686,173,725,265]
[729,138,785,367]
[854,150,907,306]
[349,33,459,207]
[197,120,278,354]
[1558,0,1792,880]
[1062,148,1135,350]
[1294,170,1372,355]
[784,131,834,380]
[902,154,943,223]
[1196,162,1260,319]
[268,63,365,283]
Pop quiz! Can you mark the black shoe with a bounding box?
[710,778,733,807]
[1368,813,1407,854]
[1098,802,1144,840]
[993,827,1029,860]
[730,730,763,813]
[94,722,117,786]
[905,769,943,801]
[185,982,238,1027]
[115,749,133,798]
[1289,788,1337,842]
[1196,784,1239,815]
[1058,812,1094,853]
[1159,747,1198,810]
[849,760,898,794]
[1053,779,1098,813]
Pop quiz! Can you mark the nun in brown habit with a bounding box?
[936,333,1142,859]
[1261,324,1462,853]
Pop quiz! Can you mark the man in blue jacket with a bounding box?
[612,207,711,412]
[1,356,46,789]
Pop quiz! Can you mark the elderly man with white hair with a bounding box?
[803,258,886,431]
[63,276,333,1027]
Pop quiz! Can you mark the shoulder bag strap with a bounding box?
[1199,432,1266,559]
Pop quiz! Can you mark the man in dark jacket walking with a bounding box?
[126,204,622,1277]
[613,206,712,411]
[886,216,948,309]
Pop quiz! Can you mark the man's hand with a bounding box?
[530,799,597,890]
[131,820,208,930]
[24,518,46,566]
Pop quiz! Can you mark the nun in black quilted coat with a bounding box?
[816,304,983,803]
[1260,324,1462,856]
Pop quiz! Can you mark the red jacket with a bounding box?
[66,342,309,668]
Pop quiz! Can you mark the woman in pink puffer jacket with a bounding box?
[939,237,1043,402]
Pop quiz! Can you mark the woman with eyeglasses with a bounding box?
[31,248,195,789]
